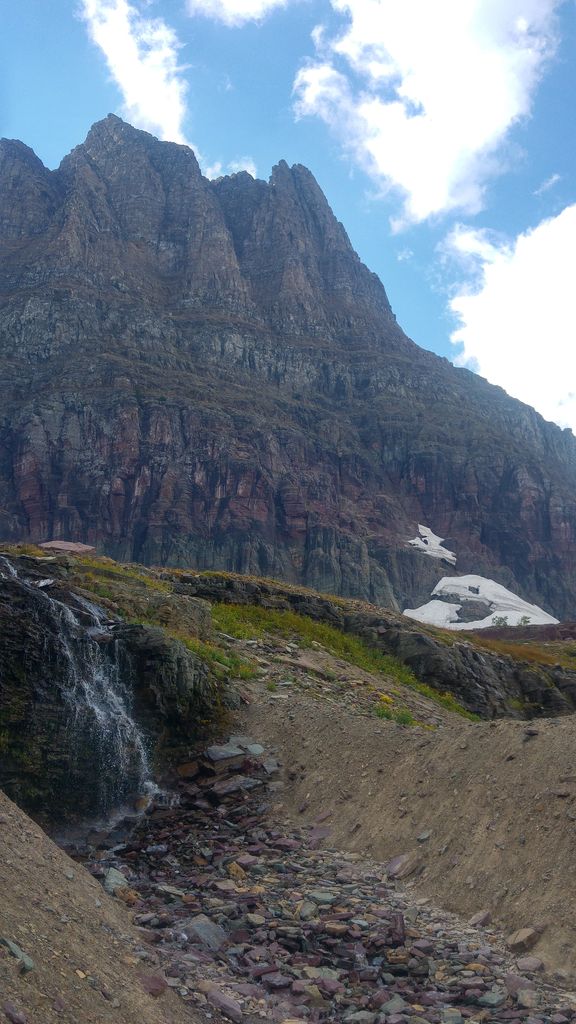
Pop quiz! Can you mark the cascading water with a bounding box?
[0,557,155,817]
[58,603,154,814]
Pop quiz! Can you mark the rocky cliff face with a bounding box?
[1,115,576,617]
[0,553,223,821]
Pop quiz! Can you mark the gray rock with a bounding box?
[0,938,34,973]
[308,890,338,905]
[298,900,318,920]
[103,867,129,894]
[205,744,245,763]
[504,974,535,996]
[517,989,540,1009]
[469,910,491,927]
[478,990,506,1008]
[2,1002,28,1024]
[440,1010,463,1024]
[379,995,407,1014]
[186,913,227,951]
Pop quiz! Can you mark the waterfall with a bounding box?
[57,603,154,814]
[0,556,156,817]
[0,555,18,577]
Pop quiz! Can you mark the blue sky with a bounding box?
[1,0,575,429]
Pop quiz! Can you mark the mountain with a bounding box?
[1,114,575,617]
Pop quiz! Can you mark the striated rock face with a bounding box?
[1,115,576,616]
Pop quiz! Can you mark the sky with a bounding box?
[1,0,575,431]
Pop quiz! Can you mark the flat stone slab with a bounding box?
[40,540,96,554]
[386,851,423,879]
[205,743,245,762]
[186,913,227,951]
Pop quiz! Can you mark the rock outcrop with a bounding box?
[0,555,224,821]
[174,569,576,719]
[1,115,576,617]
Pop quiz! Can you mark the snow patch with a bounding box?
[404,574,558,630]
[408,525,457,565]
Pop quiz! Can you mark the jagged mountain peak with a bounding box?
[0,118,575,619]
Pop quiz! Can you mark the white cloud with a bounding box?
[81,0,191,144]
[204,155,258,178]
[185,0,290,28]
[533,172,561,196]
[227,156,258,176]
[294,0,563,226]
[448,205,576,431]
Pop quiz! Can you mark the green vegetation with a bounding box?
[69,559,257,683]
[394,709,416,726]
[191,569,349,606]
[7,551,480,715]
[506,696,529,713]
[77,575,117,602]
[408,681,479,720]
[375,704,415,726]
[174,633,257,681]
[211,602,478,719]
[492,615,509,628]
[212,602,413,680]
[464,635,576,670]
[0,543,49,557]
[425,620,574,673]
[76,557,172,593]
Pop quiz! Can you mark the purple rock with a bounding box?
[263,972,292,989]
[2,1003,28,1024]
[517,957,544,973]
[504,975,535,996]
[413,939,434,953]
[139,974,167,997]
[206,988,243,1022]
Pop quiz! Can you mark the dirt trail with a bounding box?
[0,791,198,1024]
[237,643,576,978]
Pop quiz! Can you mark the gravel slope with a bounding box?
[0,791,199,1024]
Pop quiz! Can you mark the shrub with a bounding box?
[394,709,415,726]
[492,615,509,627]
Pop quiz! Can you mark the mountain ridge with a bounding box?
[0,115,575,617]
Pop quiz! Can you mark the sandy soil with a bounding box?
[0,791,199,1024]
[238,645,576,979]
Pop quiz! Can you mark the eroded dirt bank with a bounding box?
[0,791,198,1024]
[242,678,576,975]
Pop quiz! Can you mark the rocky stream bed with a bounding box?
[55,736,576,1024]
